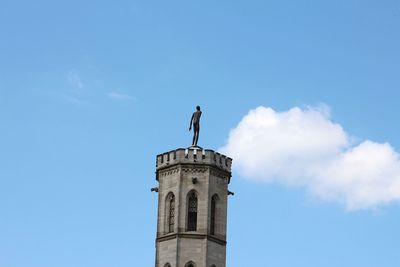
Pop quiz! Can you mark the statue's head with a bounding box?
[196,105,201,111]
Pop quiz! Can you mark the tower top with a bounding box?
[154,146,233,267]
[156,147,232,176]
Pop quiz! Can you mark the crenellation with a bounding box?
[156,148,232,174]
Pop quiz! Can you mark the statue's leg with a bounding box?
[192,124,197,146]
[193,133,197,146]
[194,132,198,146]
[194,124,200,146]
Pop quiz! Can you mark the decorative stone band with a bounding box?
[156,148,232,173]
[156,233,227,246]
[157,165,231,183]
[157,167,180,178]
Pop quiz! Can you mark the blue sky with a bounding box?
[1,0,400,266]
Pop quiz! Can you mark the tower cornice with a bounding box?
[156,233,227,246]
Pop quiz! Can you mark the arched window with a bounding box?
[187,191,198,231]
[164,264,171,267]
[210,194,219,235]
[166,193,175,233]
[210,265,216,267]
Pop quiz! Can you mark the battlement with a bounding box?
[156,147,232,173]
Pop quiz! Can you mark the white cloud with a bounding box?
[63,69,90,105]
[220,106,400,210]
[67,69,84,93]
[107,91,134,101]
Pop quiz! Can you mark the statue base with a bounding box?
[188,145,203,150]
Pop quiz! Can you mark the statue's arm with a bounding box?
[189,114,194,130]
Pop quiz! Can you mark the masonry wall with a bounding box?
[156,239,178,267]
[206,240,226,267]
[154,148,232,267]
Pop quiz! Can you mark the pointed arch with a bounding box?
[184,261,196,267]
[187,190,198,231]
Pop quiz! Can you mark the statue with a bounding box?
[189,106,202,147]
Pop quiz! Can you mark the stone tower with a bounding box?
[153,147,232,267]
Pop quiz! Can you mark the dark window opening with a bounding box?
[187,192,198,231]
[210,195,217,235]
[168,194,175,233]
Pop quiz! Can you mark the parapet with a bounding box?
[156,147,232,173]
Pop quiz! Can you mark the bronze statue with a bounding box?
[189,106,202,147]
